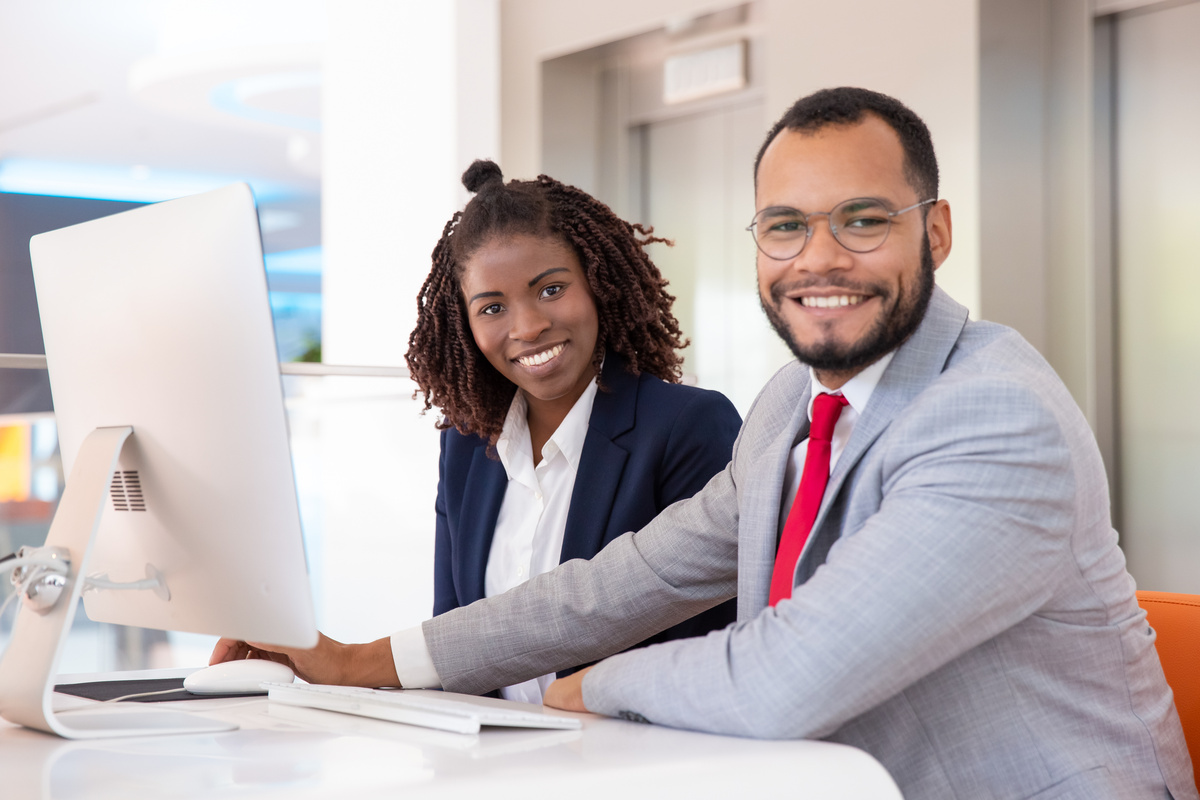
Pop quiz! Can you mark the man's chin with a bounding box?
[792,344,871,373]
[771,316,883,374]
[775,316,870,366]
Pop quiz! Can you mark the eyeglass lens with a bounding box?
[751,198,896,259]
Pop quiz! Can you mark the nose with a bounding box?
[794,214,852,274]
[508,304,550,342]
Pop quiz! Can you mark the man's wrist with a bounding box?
[344,638,402,687]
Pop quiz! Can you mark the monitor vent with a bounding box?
[110,471,146,512]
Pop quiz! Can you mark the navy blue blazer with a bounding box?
[433,354,741,675]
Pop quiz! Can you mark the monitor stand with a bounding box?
[0,426,236,739]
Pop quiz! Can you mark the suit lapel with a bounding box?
[561,356,635,563]
[458,446,508,605]
[803,287,971,560]
[740,363,813,614]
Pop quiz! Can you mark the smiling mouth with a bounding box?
[799,295,866,308]
[515,343,565,367]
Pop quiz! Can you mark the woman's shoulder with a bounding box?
[628,370,741,426]
[439,424,491,458]
[633,370,719,398]
[594,353,740,440]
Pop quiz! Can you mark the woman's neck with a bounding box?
[522,373,595,466]
[525,395,571,467]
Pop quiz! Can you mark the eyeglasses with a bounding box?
[746,197,935,260]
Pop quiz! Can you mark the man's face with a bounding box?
[754,116,951,387]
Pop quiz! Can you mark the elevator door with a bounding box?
[642,103,792,414]
[1114,1,1200,592]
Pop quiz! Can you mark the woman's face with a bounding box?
[460,234,599,413]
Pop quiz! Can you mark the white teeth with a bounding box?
[517,343,565,367]
[800,295,864,308]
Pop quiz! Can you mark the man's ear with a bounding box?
[926,200,952,270]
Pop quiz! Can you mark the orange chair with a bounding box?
[1138,590,1200,787]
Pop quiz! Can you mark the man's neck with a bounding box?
[813,366,865,391]
[812,351,897,396]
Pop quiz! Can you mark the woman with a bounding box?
[405,160,740,702]
[209,162,740,694]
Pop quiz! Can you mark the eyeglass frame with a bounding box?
[745,197,936,260]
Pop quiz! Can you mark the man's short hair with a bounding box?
[754,87,939,202]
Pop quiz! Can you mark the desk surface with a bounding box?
[0,670,902,800]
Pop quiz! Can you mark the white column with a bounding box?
[315,0,498,641]
[322,0,498,367]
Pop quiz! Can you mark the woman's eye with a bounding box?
[540,284,564,299]
[480,303,503,315]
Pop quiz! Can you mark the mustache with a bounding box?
[768,278,889,302]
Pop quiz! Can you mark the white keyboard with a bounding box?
[263,683,583,735]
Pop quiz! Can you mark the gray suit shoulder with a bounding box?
[942,317,1086,423]
[948,316,1050,371]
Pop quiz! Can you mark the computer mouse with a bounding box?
[183,658,296,695]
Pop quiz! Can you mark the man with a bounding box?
[217,88,1196,799]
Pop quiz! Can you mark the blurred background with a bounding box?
[0,0,1197,671]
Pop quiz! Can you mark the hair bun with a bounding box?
[462,160,504,193]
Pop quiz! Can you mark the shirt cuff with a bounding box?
[390,624,442,689]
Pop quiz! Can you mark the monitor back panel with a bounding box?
[29,184,317,648]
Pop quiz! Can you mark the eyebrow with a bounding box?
[840,199,879,213]
[467,267,570,304]
[759,206,800,219]
[528,267,568,286]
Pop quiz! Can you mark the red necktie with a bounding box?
[768,392,849,607]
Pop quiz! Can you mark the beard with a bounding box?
[759,234,935,374]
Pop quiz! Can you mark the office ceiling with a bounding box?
[0,1,323,209]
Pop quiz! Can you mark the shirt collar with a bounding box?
[807,351,895,421]
[495,391,530,479]
[496,378,599,478]
[551,378,598,470]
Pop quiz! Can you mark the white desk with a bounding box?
[0,670,902,799]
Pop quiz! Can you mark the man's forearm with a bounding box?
[343,637,402,687]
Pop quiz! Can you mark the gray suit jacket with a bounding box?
[424,288,1197,800]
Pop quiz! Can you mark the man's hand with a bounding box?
[209,633,400,687]
[543,665,594,712]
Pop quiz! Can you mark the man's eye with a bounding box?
[843,215,888,230]
[541,284,564,299]
[768,220,805,234]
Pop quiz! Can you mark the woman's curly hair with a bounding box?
[405,159,687,443]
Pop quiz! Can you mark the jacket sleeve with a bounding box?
[580,375,1081,739]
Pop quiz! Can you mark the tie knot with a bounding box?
[810,392,848,442]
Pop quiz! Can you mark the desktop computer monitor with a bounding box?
[0,184,318,738]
